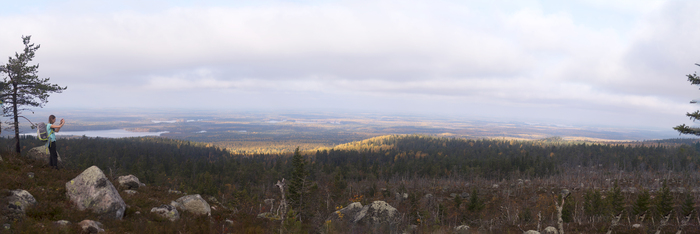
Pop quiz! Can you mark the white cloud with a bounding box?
[0,0,696,130]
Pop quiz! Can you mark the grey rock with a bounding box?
[225,219,234,225]
[543,226,558,234]
[173,194,211,216]
[78,220,104,233]
[124,190,137,195]
[632,223,642,228]
[523,231,541,234]
[25,146,61,164]
[151,204,180,221]
[455,225,470,233]
[117,175,141,190]
[6,190,37,217]
[353,201,398,225]
[65,166,126,220]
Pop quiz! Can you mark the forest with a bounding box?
[5,135,700,233]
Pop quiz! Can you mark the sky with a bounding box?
[0,0,699,132]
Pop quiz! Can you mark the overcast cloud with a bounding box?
[0,0,698,131]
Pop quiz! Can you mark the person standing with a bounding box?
[48,115,64,169]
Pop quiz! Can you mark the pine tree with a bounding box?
[0,35,67,153]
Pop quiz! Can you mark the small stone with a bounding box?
[225,219,234,225]
[135,211,141,215]
[79,220,104,233]
[455,225,470,234]
[54,220,70,226]
[124,190,137,195]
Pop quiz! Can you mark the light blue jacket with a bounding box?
[47,124,56,142]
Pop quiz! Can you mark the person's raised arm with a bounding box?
[51,119,65,132]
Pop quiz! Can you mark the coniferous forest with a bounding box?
[4,135,700,233]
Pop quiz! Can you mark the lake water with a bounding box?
[53,129,169,138]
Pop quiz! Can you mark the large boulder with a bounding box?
[6,190,37,219]
[353,201,398,225]
[25,146,61,164]
[326,202,363,223]
[117,175,141,190]
[151,204,180,221]
[543,226,558,234]
[172,194,211,216]
[65,166,126,220]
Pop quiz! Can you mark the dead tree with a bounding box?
[554,189,570,234]
[655,211,672,234]
[275,178,287,234]
[606,211,623,234]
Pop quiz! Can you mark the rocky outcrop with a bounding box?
[353,201,398,225]
[117,175,141,190]
[78,220,104,233]
[326,201,398,226]
[151,204,180,221]
[65,166,126,220]
[5,190,37,219]
[25,146,61,164]
[172,194,211,216]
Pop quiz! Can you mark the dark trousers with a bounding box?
[49,141,58,169]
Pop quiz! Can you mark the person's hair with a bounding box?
[49,115,55,122]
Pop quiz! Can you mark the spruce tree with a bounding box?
[632,189,651,216]
[681,193,695,217]
[286,147,308,220]
[674,63,700,135]
[607,181,625,215]
[654,181,674,217]
[467,189,484,212]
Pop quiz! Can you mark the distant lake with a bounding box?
[54,129,169,138]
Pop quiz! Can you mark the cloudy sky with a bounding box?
[0,0,699,131]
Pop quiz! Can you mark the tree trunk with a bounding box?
[12,82,20,154]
